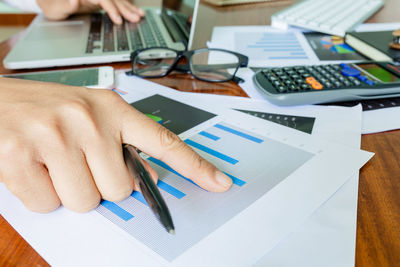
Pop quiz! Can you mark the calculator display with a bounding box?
[356,63,400,83]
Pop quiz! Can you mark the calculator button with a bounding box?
[298,69,307,74]
[312,83,323,90]
[273,80,281,86]
[286,70,296,75]
[306,76,323,90]
[288,84,298,91]
[343,80,352,87]
[333,81,342,87]
[341,67,361,77]
[276,85,287,92]
[320,78,328,84]
[291,74,300,80]
[300,83,311,90]
[358,75,368,82]
[280,75,289,80]
[268,75,278,81]
[329,77,337,83]
[295,79,304,84]
[319,69,328,75]
[340,63,351,69]
[365,80,375,86]
[262,69,272,74]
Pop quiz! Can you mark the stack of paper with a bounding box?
[208,23,400,134]
[0,73,373,266]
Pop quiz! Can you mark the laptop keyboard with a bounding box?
[86,13,167,54]
[86,14,102,53]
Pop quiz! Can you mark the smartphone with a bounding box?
[2,66,114,88]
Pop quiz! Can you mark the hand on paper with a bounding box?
[37,0,145,24]
[0,78,232,213]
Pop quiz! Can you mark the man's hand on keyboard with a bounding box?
[37,0,145,24]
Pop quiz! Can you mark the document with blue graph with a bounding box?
[0,76,373,267]
[209,26,318,67]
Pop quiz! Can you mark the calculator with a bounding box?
[253,62,400,106]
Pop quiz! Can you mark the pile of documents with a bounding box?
[0,71,373,266]
[209,23,400,134]
[4,22,400,267]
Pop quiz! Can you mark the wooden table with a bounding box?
[0,1,399,266]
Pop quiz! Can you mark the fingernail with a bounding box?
[132,14,139,22]
[115,15,122,24]
[215,170,232,189]
[139,8,145,15]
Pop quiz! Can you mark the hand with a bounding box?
[0,78,232,213]
[37,0,145,24]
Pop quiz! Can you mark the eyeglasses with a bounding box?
[127,47,248,83]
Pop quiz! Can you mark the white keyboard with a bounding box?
[271,0,384,37]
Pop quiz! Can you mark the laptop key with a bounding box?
[86,14,102,53]
[103,15,115,52]
[127,22,144,51]
[116,22,129,51]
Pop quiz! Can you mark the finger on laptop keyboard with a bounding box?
[118,0,145,17]
[100,0,122,24]
[115,0,140,23]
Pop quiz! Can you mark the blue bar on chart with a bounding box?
[148,157,199,187]
[214,124,264,143]
[148,157,245,187]
[223,172,246,187]
[199,131,220,141]
[184,139,239,164]
[157,180,186,199]
[131,191,148,206]
[101,200,134,221]
[234,32,309,61]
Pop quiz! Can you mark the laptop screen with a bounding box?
[161,0,198,48]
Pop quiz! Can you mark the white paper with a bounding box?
[234,66,400,134]
[210,23,400,134]
[142,79,362,266]
[0,74,373,267]
[208,26,319,67]
[117,74,366,266]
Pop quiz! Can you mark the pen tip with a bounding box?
[169,229,175,235]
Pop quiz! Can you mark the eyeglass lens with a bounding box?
[190,50,239,82]
[133,48,177,77]
[133,48,240,81]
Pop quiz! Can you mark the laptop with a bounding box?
[4,0,199,69]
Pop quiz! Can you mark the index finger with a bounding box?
[121,108,233,192]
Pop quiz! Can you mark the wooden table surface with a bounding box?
[0,1,399,266]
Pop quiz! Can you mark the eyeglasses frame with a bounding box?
[128,47,249,83]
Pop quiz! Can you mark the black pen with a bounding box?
[123,144,175,235]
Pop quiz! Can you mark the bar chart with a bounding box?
[234,31,310,61]
[96,119,314,261]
